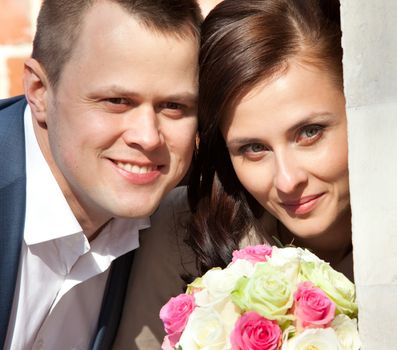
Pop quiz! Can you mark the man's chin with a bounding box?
[113,195,166,219]
[111,180,182,218]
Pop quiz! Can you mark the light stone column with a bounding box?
[341,1,397,348]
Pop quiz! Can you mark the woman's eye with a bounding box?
[249,143,265,152]
[238,143,267,159]
[297,125,324,144]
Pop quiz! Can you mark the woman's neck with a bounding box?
[277,209,352,274]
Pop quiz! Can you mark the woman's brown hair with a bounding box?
[187,0,343,274]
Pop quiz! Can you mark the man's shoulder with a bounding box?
[0,95,26,113]
[0,95,27,186]
[0,95,27,133]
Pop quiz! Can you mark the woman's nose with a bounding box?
[273,152,308,194]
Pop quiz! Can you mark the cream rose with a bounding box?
[281,328,340,350]
[178,301,240,350]
[332,315,361,350]
[194,259,254,308]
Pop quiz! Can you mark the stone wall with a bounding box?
[341,1,397,348]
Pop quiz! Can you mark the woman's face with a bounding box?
[221,61,350,239]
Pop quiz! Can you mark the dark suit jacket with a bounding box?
[0,96,130,349]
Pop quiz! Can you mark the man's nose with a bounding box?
[273,151,308,194]
[122,106,163,151]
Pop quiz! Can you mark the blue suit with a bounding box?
[0,96,132,350]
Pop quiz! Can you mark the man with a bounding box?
[0,0,201,348]
[197,0,224,16]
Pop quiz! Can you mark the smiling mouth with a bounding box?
[115,161,159,174]
[110,159,163,185]
[280,193,325,215]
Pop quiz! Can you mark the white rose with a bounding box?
[301,249,324,264]
[271,247,322,264]
[281,328,341,350]
[269,247,299,264]
[218,300,241,349]
[226,257,255,276]
[332,315,361,350]
[266,247,305,282]
[178,302,239,350]
[195,259,254,307]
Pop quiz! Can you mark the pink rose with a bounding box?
[230,311,282,350]
[159,294,195,347]
[293,281,336,330]
[232,244,273,264]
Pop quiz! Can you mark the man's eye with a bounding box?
[106,97,129,105]
[158,102,185,118]
[161,102,183,110]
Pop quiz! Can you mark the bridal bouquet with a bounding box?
[160,244,360,350]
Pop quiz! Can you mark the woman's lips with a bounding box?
[280,193,325,215]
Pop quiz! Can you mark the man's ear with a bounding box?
[23,58,50,125]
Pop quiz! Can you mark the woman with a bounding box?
[187,0,353,280]
[116,1,352,347]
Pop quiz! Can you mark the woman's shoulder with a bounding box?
[114,186,196,349]
[152,186,190,218]
[145,186,191,242]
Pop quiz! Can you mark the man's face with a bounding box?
[35,2,198,232]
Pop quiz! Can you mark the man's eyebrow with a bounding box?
[90,85,140,97]
[90,86,197,104]
[163,92,197,104]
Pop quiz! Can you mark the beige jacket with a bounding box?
[113,187,197,349]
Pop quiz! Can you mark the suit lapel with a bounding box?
[0,96,27,347]
[91,250,135,350]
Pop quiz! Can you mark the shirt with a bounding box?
[4,106,150,349]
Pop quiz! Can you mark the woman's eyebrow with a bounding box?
[226,137,263,147]
[286,113,334,134]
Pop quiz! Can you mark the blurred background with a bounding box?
[0,0,41,98]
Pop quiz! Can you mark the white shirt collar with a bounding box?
[24,106,83,245]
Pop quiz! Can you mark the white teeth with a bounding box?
[131,165,140,173]
[116,162,156,174]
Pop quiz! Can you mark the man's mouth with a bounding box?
[115,161,159,174]
[110,159,163,185]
